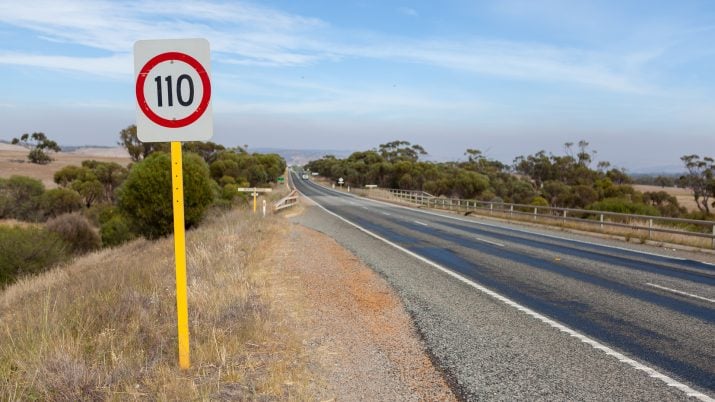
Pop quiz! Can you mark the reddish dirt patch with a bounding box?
[269,223,456,401]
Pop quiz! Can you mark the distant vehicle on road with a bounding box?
[301,174,309,180]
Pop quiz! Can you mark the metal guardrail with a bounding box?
[274,189,299,212]
[357,188,715,249]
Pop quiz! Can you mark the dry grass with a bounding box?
[633,184,699,213]
[0,208,313,401]
[0,219,38,229]
[464,209,713,249]
[0,149,131,189]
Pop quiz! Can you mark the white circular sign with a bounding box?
[134,39,213,142]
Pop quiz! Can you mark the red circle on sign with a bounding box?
[136,51,211,128]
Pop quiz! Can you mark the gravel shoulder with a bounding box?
[267,207,456,401]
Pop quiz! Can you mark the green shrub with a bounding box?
[530,196,549,207]
[46,213,101,254]
[0,175,45,221]
[117,152,215,239]
[587,197,660,216]
[0,225,67,287]
[100,215,135,247]
[84,202,116,226]
[40,188,83,218]
[212,198,234,211]
[221,183,238,201]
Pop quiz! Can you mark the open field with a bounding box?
[0,145,131,188]
[633,184,699,213]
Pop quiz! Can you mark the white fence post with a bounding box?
[533,207,537,220]
[648,219,653,239]
[600,214,604,229]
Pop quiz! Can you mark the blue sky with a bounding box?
[0,0,714,171]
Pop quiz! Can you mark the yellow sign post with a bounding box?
[134,39,213,369]
[171,141,190,369]
[237,187,272,214]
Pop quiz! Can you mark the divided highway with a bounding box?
[291,173,715,401]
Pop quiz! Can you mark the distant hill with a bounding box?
[62,146,129,158]
[627,164,685,175]
[251,148,354,166]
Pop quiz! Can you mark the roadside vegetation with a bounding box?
[0,125,286,288]
[0,209,311,400]
[306,140,715,223]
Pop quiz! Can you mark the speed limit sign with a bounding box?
[134,38,213,142]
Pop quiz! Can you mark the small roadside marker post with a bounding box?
[134,38,213,370]
[262,199,267,217]
[237,188,272,214]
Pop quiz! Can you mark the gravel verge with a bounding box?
[267,209,456,401]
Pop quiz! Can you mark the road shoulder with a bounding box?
[266,216,455,400]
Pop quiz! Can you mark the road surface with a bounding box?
[291,173,715,401]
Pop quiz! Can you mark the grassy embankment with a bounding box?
[0,207,311,400]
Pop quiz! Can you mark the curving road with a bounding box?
[291,173,715,401]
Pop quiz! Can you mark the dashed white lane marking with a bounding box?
[475,237,505,247]
[645,283,715,303]
[382,212,391,216]
[362,206,369,210]
[413,220,429,226]
[297,187,714,402]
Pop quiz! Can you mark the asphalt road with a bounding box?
[291,173,715,401]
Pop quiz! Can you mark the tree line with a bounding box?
[306,140,715,220]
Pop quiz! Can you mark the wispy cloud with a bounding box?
[342,38,649,93]
[398,7,419,17]
[0,52,131,77]
[0,0,326,67]
[0,0,663,93]
[213,72,487,117]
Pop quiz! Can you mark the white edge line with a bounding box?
[414,220,429,226]
[296,184,714,402]
[475,237,505,247]
[645,283,715,304]
[307,180,688,262]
